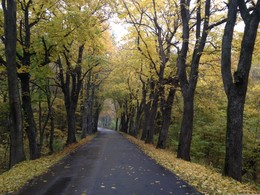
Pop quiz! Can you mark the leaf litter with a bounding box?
[125,134,259,195]
[0,134,96,194]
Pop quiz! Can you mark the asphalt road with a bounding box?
[18,128,201,195]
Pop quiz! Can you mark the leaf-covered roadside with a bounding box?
[0,134,96,194]
[125,135,259,194]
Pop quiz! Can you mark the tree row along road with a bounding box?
[19,128,201,195]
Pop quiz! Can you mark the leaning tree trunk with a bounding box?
[20,74,40,160]
[2,0,25,167]
[177,91,194,161]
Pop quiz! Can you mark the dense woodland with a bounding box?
[0,0,259,187]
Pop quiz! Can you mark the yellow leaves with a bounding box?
[17,66,30,74]
[125,134,259,195]
[0,134,96,194]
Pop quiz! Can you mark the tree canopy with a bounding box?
[0,0,259,186]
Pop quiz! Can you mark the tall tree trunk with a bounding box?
[177,92,194,161]
[141,102,150,140]
[221,0,259,181]
[134,83,145,137]
[92,101,101,133]
[134,103,143,137]
[20,74,40,159]
[120,111,128,133]
[129,116,135,136]
[115,118,119,131]
[224,90,244,181]
[145,93,159,144]
[49,111,54,154]
[82,72,92,137]
[87,81,95,134]
[177,0,211,161]
[2,0,25,168]
[157,87,176,149]
[38,101,45,153]
[66,106,77,144]
[128,100,136,136]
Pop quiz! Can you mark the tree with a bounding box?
[177,0,226,160]
[121,0,180,145]
[46,0,112,144]
[15,0,57,159]
[221,0,260,181]
[2,0,25,167]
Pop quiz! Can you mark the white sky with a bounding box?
[109,17,129,44]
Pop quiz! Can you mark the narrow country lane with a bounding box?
[18,128,201,195]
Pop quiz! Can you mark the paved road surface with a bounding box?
[19,128,201,195]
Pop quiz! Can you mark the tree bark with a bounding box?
[81,72,91,138]
[177,0,211,161]
[141,102,150,140]
[224,90,244,181]
[49,110,55,154]
[177,92,194,161]
[20,74,40,159]
[145,92,159,144]
[2,0,25,168]
[92,102,101,133]
[115,118,119,131]
[221,0,260,181]
[57,45,85,145]
[157,87,176,149]
[66,105,77,144]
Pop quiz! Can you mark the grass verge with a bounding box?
[124,134,259,194]
[0,134,96,194]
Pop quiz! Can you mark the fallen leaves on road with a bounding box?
[125,134,259,195]
[0,134,96,194]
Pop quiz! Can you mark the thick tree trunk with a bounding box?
[224,90,244,181]
[157,87,176,149]
[115,118,119,131]
[141,103,150,140]
[128,102,136,136]
[92,102,101,133]
[66,106,77,144]
[134,93,145,137]
[3,0,25,167]
[145,93,159,144]
[82,73,91,138]
[134,105,143,137]
[87,82,95,134]
[20,74,40,159]
[177,93,194,161]
[221,0,259,181]
[129,117,135,136]
[120,111,128,133]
